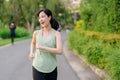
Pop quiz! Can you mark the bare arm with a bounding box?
[31,31,37,52]
[29,31,37,60]
[37,31,63,55]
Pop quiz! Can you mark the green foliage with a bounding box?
[105,48,120,80]
[85,41,106,68]
[0,27,29,39]
[0,28,10,39]
[0,0,4,7]
[0,0,70,32]
[68,30,120,79]
[0,0,14,24]
[80,0,120,33]
[68,31,78,49]
[15,27,30,38]
[0,20,4,29]
[54,1,66,24]
[46,0,57,12]
[74,20,83,30]
[69,30,89,55]
[80,0,93,29]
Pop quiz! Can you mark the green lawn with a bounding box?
[0,37,31,46]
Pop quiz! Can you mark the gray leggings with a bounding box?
[32,67,57,80]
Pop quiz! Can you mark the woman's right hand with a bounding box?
[29,53,35,61]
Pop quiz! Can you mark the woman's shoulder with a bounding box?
[33,30,42,36]
[54,29,61,36]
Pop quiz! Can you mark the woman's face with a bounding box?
[38,11,51,28]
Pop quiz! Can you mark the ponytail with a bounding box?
[50,18,59,30]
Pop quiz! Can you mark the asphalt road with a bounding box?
[0,31,80,80]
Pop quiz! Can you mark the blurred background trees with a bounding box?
[80,0,120,33]
[0,0,73,33]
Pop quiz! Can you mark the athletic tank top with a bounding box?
[32,29,57,73]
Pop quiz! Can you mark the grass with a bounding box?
[0,36,31,46]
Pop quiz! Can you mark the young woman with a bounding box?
[29,9,63,80]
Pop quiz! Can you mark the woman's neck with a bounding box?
[43,25,52,32]
[42,25,52,38]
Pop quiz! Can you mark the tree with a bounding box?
[0,0,49,33]
[0,0,70,33]
[80,0,120,33]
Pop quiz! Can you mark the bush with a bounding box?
[105,48,120,80]
[80,0,120,33]
[0,28,10,39]
[68,31,78,49]
[85,41,106,69]
[68,29,120,80]
[0,27,29,39]
[15,27,29,38]
[74,20,83,30]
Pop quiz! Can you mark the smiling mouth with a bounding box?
[40,22,45,28]
[41,22,44,25]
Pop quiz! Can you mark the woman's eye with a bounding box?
[41,15,45,18]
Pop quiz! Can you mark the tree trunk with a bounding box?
[26,19,31,33]
[31,15,36,33]
[25,15,35,33]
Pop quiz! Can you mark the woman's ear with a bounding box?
[49,16,52,21]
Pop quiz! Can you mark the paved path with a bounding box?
[0,40,32,80]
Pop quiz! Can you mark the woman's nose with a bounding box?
[39,18,43,22]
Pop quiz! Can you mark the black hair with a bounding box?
[37,9,59,30]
